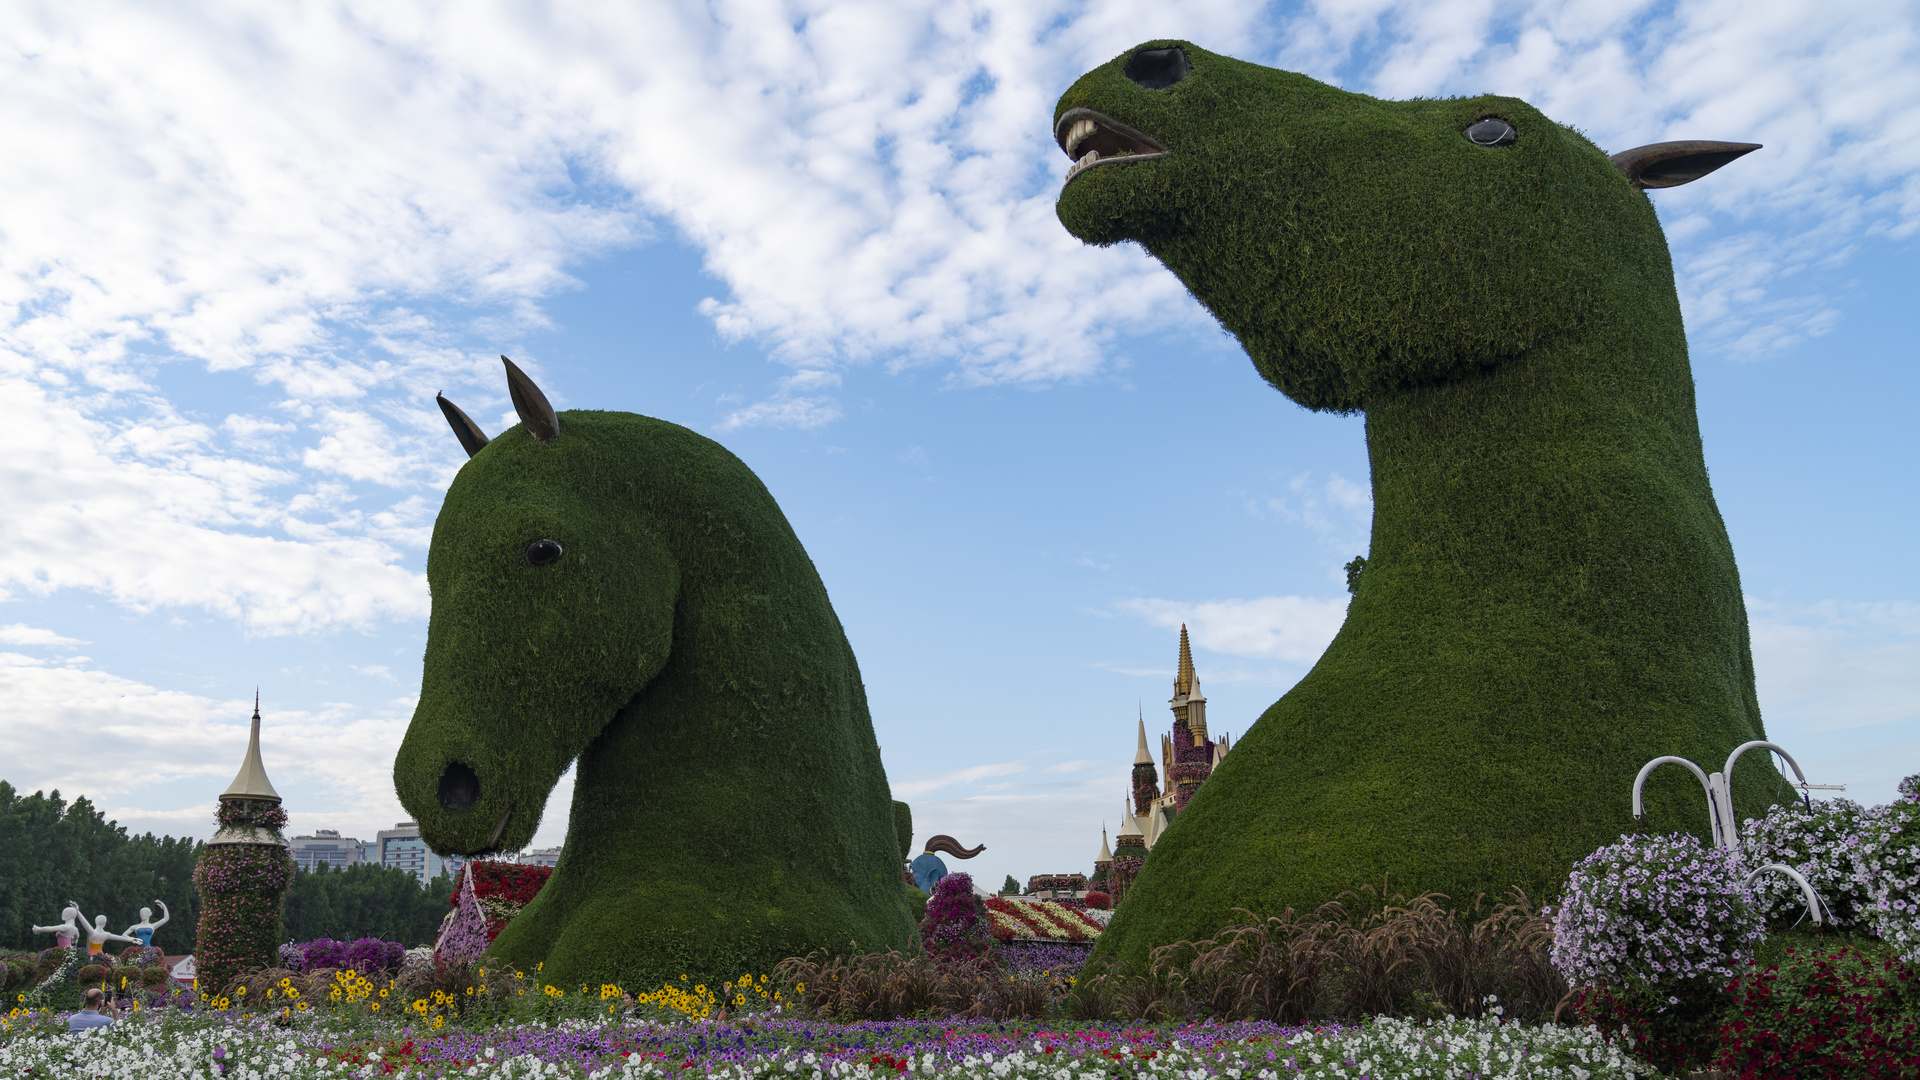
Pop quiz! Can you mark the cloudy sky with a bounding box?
[2,0,1915,894]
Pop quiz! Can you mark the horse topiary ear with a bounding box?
[436,393,491,458]
[502,355,561,442]
[1610,140,1761,189]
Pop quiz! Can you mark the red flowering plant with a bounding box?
[446,861,553,942]
[1715,943,1920,1079]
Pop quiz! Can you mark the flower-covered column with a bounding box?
[193,695,294,1000]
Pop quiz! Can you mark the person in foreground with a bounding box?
[67,988,114,1032]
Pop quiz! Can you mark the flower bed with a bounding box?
[983,898,1104,943]
[0,1007,1659,1078]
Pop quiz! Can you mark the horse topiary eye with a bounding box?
[526,539,563,566]
[1465,118,1517,147]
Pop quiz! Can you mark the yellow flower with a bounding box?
[378,988,388,998]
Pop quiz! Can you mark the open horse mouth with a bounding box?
[1055,108,1169,185]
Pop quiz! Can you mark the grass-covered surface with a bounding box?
[1051,39,1787,965]
[0,1006,1657,1079]
[392,407,916,988]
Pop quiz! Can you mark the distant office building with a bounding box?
[289,829,365,872]
[519,847,561,868]
[376,821,462,886]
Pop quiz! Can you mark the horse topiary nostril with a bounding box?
[438,761,480,811]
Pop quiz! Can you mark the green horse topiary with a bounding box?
[1054,42,1793,966]
[393,360,917,987]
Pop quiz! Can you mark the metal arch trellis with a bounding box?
[1629,739,1845,927]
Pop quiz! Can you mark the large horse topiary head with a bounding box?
[1055,43,1789,970]
[393,361,677,856]
[1053,41,1755,412]
[393,360,915,984]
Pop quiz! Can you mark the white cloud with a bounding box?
[1748,598,1920,733]
[0,624,86,647]
[0,373,427,634]
[0,0,1907,639]
[1119,595,1351,665]
[890,761,1028,800]
[0,651,413,841]
[1745,597,1920,807]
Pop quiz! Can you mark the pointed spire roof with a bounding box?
[1097,826,1112,863]
[1174,624,1195,696]
[1134,710,1153,765]
[1117,800,1143,837]
[221,690,281,801]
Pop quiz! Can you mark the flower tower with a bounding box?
[192,692,294,1000]
[1110,807,1146,902]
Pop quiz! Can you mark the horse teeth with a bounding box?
[1065,119,1096,155]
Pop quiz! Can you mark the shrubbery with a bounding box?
[1545,780,1920,1073]
[1550,831,1763,988]
[918,873,994,964]
[275,937,406,977]
[1718,942,1920,1078]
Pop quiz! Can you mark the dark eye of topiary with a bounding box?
[525,538,563,566]
[1465,118,1517,147]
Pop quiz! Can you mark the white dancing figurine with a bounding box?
[79,911,140,956]
[30,901,85,948]
[122,901,170,947]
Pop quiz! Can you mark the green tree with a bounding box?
[281,863,457,946]
[0,783,202,954]
[999,874,1020,896]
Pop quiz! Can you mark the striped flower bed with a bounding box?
[983,898,1104,943]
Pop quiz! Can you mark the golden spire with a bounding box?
[220,689,281,802]
[1175,624,1195,697]
[1134,709,1153,765]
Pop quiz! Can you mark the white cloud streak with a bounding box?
[0,0,1908,639]
[1118,595,1352,665]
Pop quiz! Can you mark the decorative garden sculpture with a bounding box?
[394,359,916,986]
[30,902,83,948]
[81,913,139,955]
[908,834,986,893]
[1053,41,1793,965]
[123,902,170,947]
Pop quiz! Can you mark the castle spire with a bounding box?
[1134,709,1153,765]
[220,689,281,801]
[1175,624,1195,696]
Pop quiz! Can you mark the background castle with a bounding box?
[1096,625,1232,899]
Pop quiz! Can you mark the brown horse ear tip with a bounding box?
[1610,139,1763,189]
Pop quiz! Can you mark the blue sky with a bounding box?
[1,0,1915,894]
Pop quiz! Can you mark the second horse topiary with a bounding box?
[393,360,917,987]
[1054,42,1793,966]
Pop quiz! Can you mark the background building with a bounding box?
[518,847,561,868]
[375,821,462,885]
[1116,625,1232,855]
[289,829,365,872]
